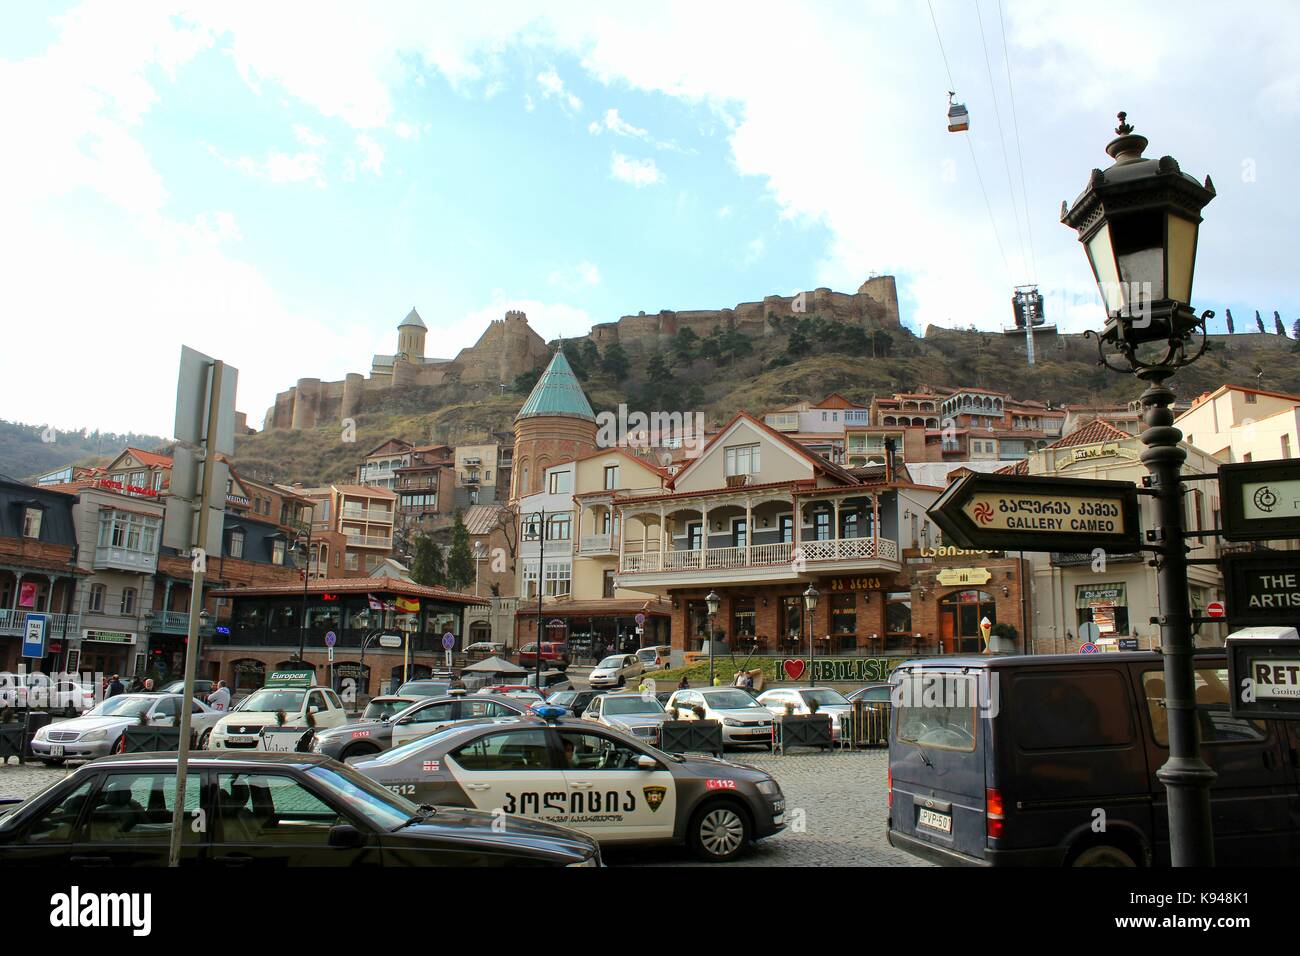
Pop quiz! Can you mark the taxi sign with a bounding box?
[1219,461,1300,542]
[928,473,1141,554]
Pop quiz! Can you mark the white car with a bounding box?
[28,693,221,763]
[664,687,774,748]
[582,693,671,745]
[0,674,97,716]
[589,654,644,689]
[635,646,672,672]
[209,685,347,750]
[756,687,854,740]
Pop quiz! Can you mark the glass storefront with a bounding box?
[940,589,997,654]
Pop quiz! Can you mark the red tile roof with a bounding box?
[1048,419,1133,448]
[209,576,486,604]
[123,447,174,468]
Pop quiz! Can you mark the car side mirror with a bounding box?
[328,824,365,849]
[636,755,657,771]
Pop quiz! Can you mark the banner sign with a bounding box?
[1228,631,1300,720]
[1220,461,1300,542]
[1224,553,1300,626]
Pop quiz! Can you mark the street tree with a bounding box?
[410,533,446,587]
[446,510,475,590]
[602,343,630,379]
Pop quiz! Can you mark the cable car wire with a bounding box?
[976,0,1028,279]
[998,0,1038,283]
[926,0,1012,280]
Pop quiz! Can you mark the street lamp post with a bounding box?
[473,541,485,597]
[803,585,819,687]
[705,591,721,686]
[1062,112,1217,867]
[294,527,313,663]
[529,511,545,692]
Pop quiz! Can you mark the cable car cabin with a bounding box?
[947,93,969,132]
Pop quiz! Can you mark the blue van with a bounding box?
[886,651,1300,866]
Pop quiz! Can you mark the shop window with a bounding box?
[686,601,710,650]
[831,592,856,635]
[1076,583,1129,637]
[885,591,913,650]
[731,598,756,642]
[940,590,996,654]
[781,596,804,648]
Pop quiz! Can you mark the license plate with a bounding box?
[50,744,64,757]
[917,808,952,834]
[773,813,785,826]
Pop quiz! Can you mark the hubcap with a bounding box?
[699,808,744,857]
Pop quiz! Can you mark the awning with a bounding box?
[1076,583,1126,608]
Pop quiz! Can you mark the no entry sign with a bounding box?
[1206,601,1226,619]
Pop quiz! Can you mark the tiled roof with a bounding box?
[1048,419,1133,449]
[333,483,397,498]
[515,350,595,422]
[463,504,508,536]
[208,576,486,604]
[995,460,1029,475]
[124,447,173,468]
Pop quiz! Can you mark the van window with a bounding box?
[1010,672,1134,750]
[894,673,977,752]
[1141,668,1265,746]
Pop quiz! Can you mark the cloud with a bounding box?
[587,107,690,152]
[212,143,327,187]
[355,133,384,175]
[548,260,601,290]
[610,151,663,187]
[536,66,582,112]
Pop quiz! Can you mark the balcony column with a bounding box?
[792,497,801,556]
[872,493,880,556]
[12,572,23,610]
[745,499,752,565]
[618,509,627,571]
[658,506,666,557]
[163,579,173,615]
[833,498,842,559]
[700,503,709,570]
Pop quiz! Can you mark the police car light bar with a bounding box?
[534,705,568,721]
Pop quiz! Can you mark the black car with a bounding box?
[545,688,609,717]
[0,752,599,867]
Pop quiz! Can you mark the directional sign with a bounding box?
[1224,553,1300,627]
[22,614,48,659]
[928,473,1142,554]
[1219,461,1300,542]
[378,633,404,649]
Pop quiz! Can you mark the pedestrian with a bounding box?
[142,678,155,693]
[712,675,722,687]
[743,671,755,692]
[677,675,690,690]
[108,674,125,697]
[207,680,231,712]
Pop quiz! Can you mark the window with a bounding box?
[84,773,201,844]
[523,563,539,599]
[1142,668,1265,746]
[731,518,747,549]
[120,588,136,615]
[1283,434,1292,459]
[731,597,756,641]
[781,595,804,643]
[1010,672,1134,749]
[895,673,977,752]
[885,591,913,646]
[546,515,572,541]
[88,584,105,613]
[345,553,360,571]
[543,563,571,597]
[779,514,793,544]
[940,589,997,654]
[686,601,711,649]
[271,540,286,566]
[548,471,572,494]
[460,699,518,719]
[228,531,245,559]
[686,522,702,551]
[22,508,42,539]
[559,731,645,771]
[1245,392,1257,404]
[723,443,761,477]
[831,592,856,635]
[604,465,619,490]
[404,702,456,725]
[1076,583,1129,637]
[216,773,342,845]
[813,509,831,541]
[840,509,860,538]
[12,779,95,843]
[450,729,556,771]
[602,569,616,599]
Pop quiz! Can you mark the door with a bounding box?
[211,771,378,867]
[557,728,676,843]
[0,777,97,865]
[391,700,459,748]
[442,727,571,826]
[1136,664,1296,865]
[149,696,180,726]
[76,770,206,866]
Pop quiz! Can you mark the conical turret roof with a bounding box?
[515,349,595,422]
[399,308,426,330]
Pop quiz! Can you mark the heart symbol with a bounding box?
[782,659,805,681]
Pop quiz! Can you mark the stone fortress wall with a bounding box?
[263,276,901,431]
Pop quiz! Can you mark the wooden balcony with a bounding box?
[618,536,900,588]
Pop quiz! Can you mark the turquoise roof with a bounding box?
[516,350,595,422]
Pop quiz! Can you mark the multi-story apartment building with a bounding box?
[299,484,396,578]
[356,438,414,490]
[454,442,504,508]
[1177,384,1300,464]
[392,444,456,536]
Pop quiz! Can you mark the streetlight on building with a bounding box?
[472,541,486,597]
[803,584,819,687]
[1061,111,1216,867]
[705,590,721,686]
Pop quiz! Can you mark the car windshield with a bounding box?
[548,692,576,705]
[306,765,417,830]
[366,722,501,767]
[85,695,155,718]
[363,698,412,720]
[396,682,450,696]
[597,656,625,668]
[636,650,657,659]
[235,689,306,713]
[603,697,665,716]
[801,689,850,707]
[701,690,763,709]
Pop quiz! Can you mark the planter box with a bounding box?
[0,723,23,762]
[261,727,314,753]
[123,726,184,753]
[776,714,833,754]
[659,720,724,757]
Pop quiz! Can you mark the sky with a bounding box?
[1,0,1297,436]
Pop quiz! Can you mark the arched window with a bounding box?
[939,590,997,654]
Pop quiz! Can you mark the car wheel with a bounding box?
[198,729,212,750]
[1071,844,1137,867]
[341,742,381,760]
[618,676,625,687]
[689,801,751,863]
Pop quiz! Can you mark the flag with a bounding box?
[395,596,420,613]
[367,594,384,611]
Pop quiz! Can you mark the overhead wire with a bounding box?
[998,0,1039,283]
[976,0,1028,281]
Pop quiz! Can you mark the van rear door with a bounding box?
[889,666,989,863]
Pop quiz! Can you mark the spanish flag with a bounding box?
[395,596,420,613]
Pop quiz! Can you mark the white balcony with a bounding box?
[0,609,80,637]
[94,545,157,574]
[346,534,393,549]
[618,536,900,588]
[342,506,393,523]
[579,533,619,555]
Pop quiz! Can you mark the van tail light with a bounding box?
[986,787,1005,840]
[887,768,893,808]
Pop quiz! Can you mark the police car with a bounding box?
[351,707,786,862]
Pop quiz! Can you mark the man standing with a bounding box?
[107,674,125,697]
[207,680,231,712]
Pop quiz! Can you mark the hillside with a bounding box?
[0,421,171,482]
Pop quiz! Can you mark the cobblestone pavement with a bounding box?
[1,746,921,867]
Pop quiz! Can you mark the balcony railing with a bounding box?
[0,609,80,637]
[346,534,393,549]
[580,534,619,554]
[94,545,157,574]
[149,610,191,632]
[342,507,393,523]
[621,537,898,574]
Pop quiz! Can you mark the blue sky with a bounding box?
[1,1,1297,436]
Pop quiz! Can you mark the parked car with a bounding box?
[525,670,573,694]
[664,687,774,748]
[635,645,673,672]
[395,680,453,699]
[582,693,671,745]
[159,679,215,697]
[27,694,222,763]
[545,689,609,717]
[886,650,1300,867]
[463,642,506,656]
[757,687,853,740]
[846,682,893,704]
[589,654,644,689]
[361,695,423,721]
[0,674,97,716]
[311,693,529,761]
[518,642,569,669]
[209,685,347,750]
[352,713,785,862]
[0,752,600,867]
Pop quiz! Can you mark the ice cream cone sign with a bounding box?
[980,617,993,654]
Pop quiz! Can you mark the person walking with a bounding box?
[107,674,125,697]
[677,675,690,690]
[207,680,231,712]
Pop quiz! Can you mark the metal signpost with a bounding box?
[167,347,237,868]
[326,630,337,689]
[21,614,47,751]
[442,631,455,673]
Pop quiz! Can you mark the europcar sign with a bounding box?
[928,473,1142,554]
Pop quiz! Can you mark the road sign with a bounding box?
[325,630,337,647]
[1206,601,1226,619]
[441,632,456,651]
[635,613,646,626]
[379,633,403,649]
[327,646,335,663]
[22,614,47,659]
[1080,642,1099,654]
[1223,553,1300,626]
[1219,461,1300,541]
[174,345,238,456]
[928,473,1141,554]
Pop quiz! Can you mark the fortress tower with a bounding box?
[396,307,427,362]
[511,349,597,500]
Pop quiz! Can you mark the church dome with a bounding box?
[399,308,426,330]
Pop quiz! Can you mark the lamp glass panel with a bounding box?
[1112,210,1166,303]
[1085,227,1123,312]
[1166,213,1198,305]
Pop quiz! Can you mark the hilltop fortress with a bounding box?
[263,276,901,431]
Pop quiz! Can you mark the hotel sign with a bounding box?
[1056,443,1139,469]
[1219,461,1300,542]
[929,473,1142,554]
[936,568,992,586]
[1223,553,1300,626]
